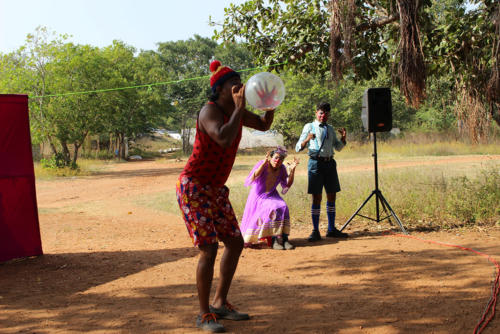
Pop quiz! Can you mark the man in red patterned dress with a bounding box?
[176,60,275,332]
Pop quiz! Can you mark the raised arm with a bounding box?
[285,157,299,188]
[242,108,275,131]
[295,123,314,152]
[198,85,246,148]
[250,151,271,182]
[333,127,347,151]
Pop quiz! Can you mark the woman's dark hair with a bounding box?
[316,102,331,112]
[270,150,286,160]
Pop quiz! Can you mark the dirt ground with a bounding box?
[1,155,500,334]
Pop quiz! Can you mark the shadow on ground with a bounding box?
[1,243,497,333]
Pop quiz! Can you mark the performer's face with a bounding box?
[217,76,242,107]
[221,76,242,94]
[315,109,329,124]
[270,153,284,168]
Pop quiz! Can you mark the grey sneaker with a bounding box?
[283,240,295,250]
[210,302,250,321]
[196,313,225,333]
[272,238,285,250]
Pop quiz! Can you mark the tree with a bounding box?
[428,0,499,141]
[0,27,108,165]
[99,41,163,160]
[32,43,103,165]
[272,69,416,145]
[214,0,499,141]
[9,26,70,155]
[155,36,255,153]
[213,0,428,103]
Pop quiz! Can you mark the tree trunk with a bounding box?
[119,134,127,160]
[115,136,119,159]
[48,137,58,156]
[109,133,112,154]
[72,143,80,166]
[181,114,193,155]
[96,137,100,159]
[61,141,71,166]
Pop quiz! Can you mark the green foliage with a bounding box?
[40,152,77,170]
[273,69,417,145]
[1,16,497,167]
[79,150,116,160]
[213,0,427,80]
[216,0,499,139]
[0,29,253,161]
[447,169,500,224]
[223,153,500,230]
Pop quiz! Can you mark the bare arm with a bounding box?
[333,127,346,151]
[198,85,245,148]
[338,127,347,145]
[286,157,299,188]
[242,108,275,131]
[250,151,271,182]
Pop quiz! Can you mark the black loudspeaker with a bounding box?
[361,88,393,132]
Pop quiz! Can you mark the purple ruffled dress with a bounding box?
[240,160,290,244]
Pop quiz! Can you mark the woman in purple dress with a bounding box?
[240,147,299,250]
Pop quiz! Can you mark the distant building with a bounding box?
[239,128,284,149]
[165,130,182,140]
[151,129,182,140]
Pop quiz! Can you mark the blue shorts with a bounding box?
[307,158,341,194]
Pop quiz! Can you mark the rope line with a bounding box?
[384,231,499,334]
[29,61,288,99]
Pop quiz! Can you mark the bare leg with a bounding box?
[326,192,336,203]
[312,193,322,206]
[197,243,218,314]
[212,234,244,308]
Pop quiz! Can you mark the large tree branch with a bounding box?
[356,14,400,32]
[286,44,314,63]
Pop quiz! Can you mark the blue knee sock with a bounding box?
[311,204,320,231]
[327,201,336,232]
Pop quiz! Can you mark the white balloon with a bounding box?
[245,72,285,110]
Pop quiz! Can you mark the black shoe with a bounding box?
[308,230,321,242]
[326,229,348,238]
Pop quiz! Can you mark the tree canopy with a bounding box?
[0,27,256,164]
[214,0,499,141]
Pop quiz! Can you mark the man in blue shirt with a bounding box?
[295,102,348,241]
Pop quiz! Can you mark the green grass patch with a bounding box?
[135,190,179,214]
[72,137,500,231]
[340,138,500,159]
[226,156,500,230]
[34,159,111,180]
[139,155,499,231]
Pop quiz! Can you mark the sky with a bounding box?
[0,0,248,53]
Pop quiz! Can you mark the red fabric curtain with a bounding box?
[0,94,43,262]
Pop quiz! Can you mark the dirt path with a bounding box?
[1,155,499,333]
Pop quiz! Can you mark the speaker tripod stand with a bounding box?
[339,132,408,234]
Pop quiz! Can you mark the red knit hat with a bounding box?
[209,60,240,92]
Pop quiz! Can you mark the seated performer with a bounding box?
[240,147,299,250]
